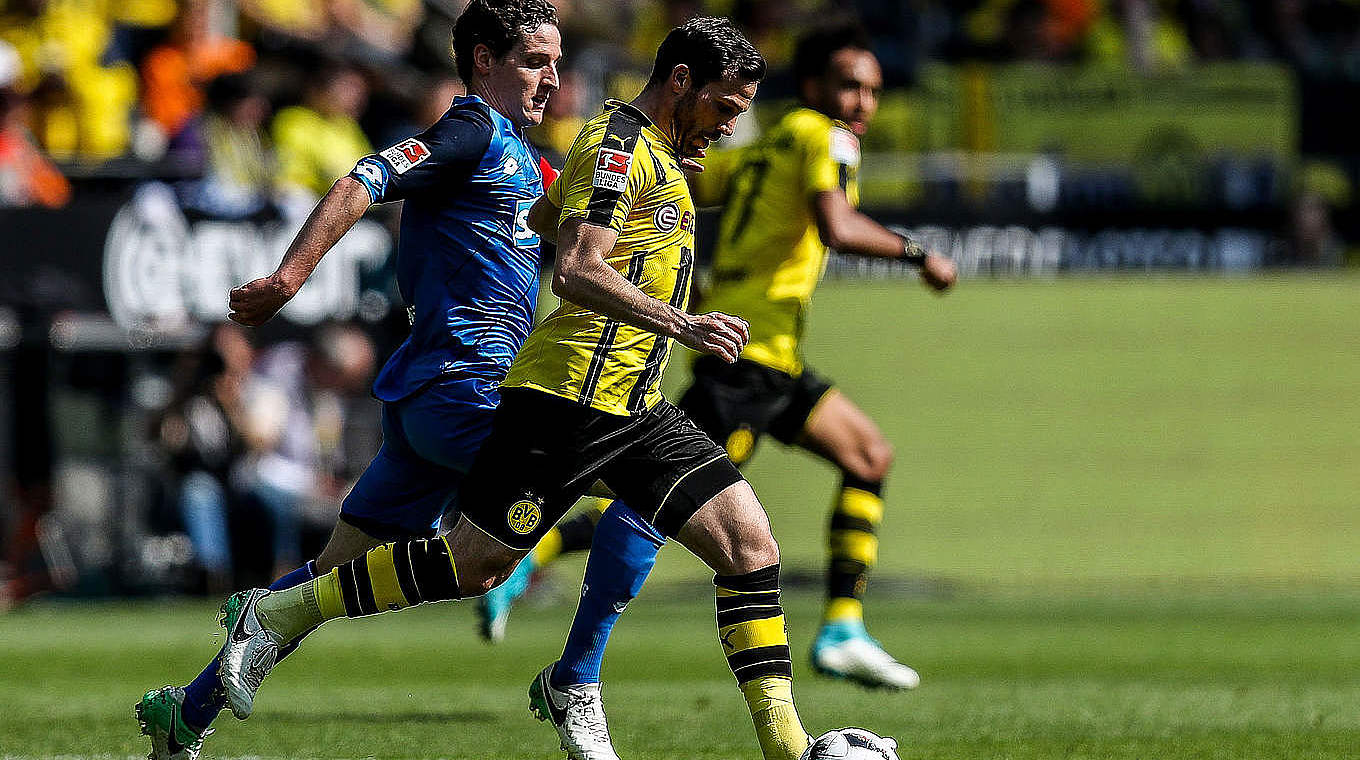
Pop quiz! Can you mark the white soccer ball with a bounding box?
[801,728,901,760]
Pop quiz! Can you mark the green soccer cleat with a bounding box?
[217,588,284,720]
[477,552,535,643]
[135,686,211,760]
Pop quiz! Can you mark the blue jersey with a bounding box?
[349,95,545,403]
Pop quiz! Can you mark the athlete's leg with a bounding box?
[793,389,917,689]
[796,388,893,623]
[176,518,402,732]
[548,501,665,686]
[478,497,608,642]
[675,480,809,760]
[217,514,526,719]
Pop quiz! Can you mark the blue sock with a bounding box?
[179,560,317,731]
[550,502,664,688]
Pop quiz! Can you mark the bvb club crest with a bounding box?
[506,500,542,535]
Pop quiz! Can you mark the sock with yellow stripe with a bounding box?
[256,537,462,643]
[716,564,810,760]
[825,475,884,626]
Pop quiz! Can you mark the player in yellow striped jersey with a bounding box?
[688,25,956,690]
[505,25,956,695]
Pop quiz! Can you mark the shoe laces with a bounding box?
[565,690,612,747]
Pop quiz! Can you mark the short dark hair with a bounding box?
[645,16,766,90]
[793,24,871,85]
[452,0,558,85]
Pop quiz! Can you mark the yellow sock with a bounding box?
[826,481,883,625]
[740,676,811,760]
[823,597,863,624]
[532,527,563,566]
[258,538,461,641]
[256,582,325,643]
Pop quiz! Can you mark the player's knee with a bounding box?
[844,437,893,483]
[866,439,894,481]
[723,530,780,576]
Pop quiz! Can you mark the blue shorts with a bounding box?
[339,378,497,540]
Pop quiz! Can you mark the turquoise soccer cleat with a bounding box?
[811,619,921,690]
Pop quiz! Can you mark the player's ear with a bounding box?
[670,64,692,96]
[473,42,497,77]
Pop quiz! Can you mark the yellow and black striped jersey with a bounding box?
[700,107,860,375]
[503,100,697,417]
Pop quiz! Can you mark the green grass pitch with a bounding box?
[3,275,1359,758]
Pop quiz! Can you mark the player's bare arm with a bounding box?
[526,196,561,244]
[553,216,750,362]
[812,188,956,291]
[228,176,372,325]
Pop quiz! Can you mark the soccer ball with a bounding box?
[801,728,901,760]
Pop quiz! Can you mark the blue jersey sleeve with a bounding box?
[349,105,495,204]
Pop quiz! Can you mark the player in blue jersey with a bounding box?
[135,2,561,758]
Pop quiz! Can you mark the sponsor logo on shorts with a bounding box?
[592,148,632,192]
[381,138,431,174]
[506,500,542,535]
[653,202,680,232]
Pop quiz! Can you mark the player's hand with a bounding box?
[228,273,296,326]
[919,254,957,292]
[677,311,749,363]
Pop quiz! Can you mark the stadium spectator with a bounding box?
[140,0,255,149]
[0,40,71,208]
[328,0,426,63]
[237,325,377,582]
[238,0,331,50]
[104,0,179,67]
[270,63,372,198]
[177,72,275,217]
[0,0,138,161]
[154,324,254,595]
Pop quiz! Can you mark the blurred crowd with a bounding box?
[145,322,381,593]
[3,0,1360,209]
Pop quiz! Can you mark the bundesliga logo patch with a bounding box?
[829,127,860,167]
[381,138,431,174]
[592,148,632,192]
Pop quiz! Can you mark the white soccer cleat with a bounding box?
[217,588,283,720]
[811,622,921,691]
[528,663,621,760]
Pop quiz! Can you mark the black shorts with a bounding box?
[678,356,834,466]
[459,388,744,550]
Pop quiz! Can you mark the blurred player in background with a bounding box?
[135,1,560,758]
[498,24,956,699]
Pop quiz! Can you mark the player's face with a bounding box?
[816,48,882,136]
[674,75,758,159]
[486,23,562,127]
